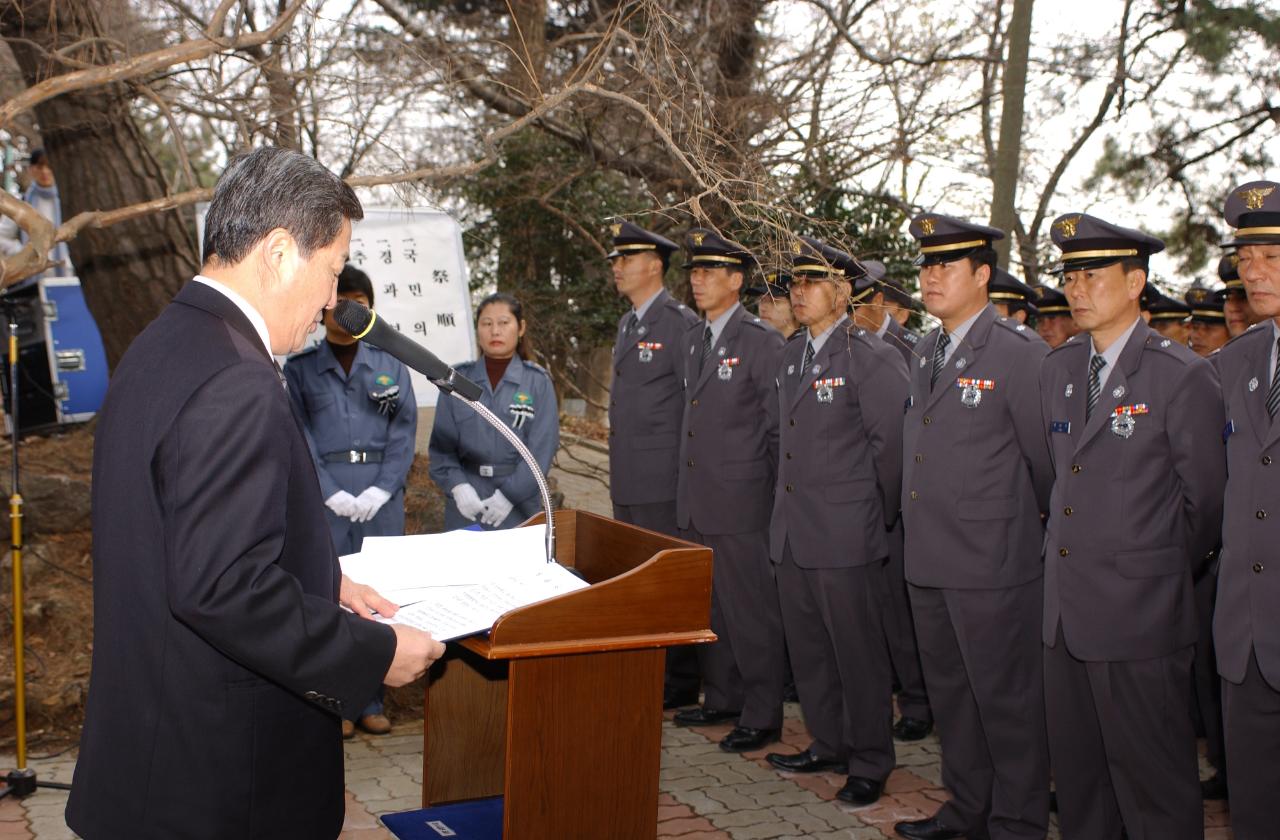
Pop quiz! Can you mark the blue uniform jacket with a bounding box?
[283,341,417,554]
[428,355,559,530]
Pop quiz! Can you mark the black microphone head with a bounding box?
[333,298,373,336]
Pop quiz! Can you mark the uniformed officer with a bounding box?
[747,269,801,337]
[671,228,787,753]
[1142,283,1192,346]
[847,259,933,742]
[428,292,559,530]
[763,236,908,808]
[881,274,923,329]
[1212,179,1280,840]
[1039,213,1225,840]
[605,219,702,708]
[283,263,418,736]
[1185,285,1230,357]
[1220,252,1263,338]
[987,266,1039,324]
[894,215,1052,840]
[1032,283,1081,348]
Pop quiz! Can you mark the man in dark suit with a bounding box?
[893,215,1053,840]
[606,219,702,708]
[764,237,908,808]
[672,229,786,753]
[1213,180,1280,840]
[65,147,444,840]
[848,261,932,743]
[1039,213,1225,840]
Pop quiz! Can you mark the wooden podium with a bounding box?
[419,509,714,839]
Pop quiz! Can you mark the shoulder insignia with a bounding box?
[994,317,1040,342]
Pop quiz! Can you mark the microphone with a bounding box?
[333,299,483,401]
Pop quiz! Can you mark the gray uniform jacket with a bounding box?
[428,356,559,529]
[771,319,909,567]
[1040,322,1226,661]
[1213,323,1280,687]
[883,317,922,367]
[902,305,1053,589]
[676,306,784,535]
[609,289,700,506]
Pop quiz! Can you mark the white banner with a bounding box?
[197,205,476,407]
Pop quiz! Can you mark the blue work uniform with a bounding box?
[428,355,559,530]
[283,341,418,556]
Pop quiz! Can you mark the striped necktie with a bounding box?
[930,332,950,390]
[800,340,814,374]
[1086,354,1106,421]
[1267,336,1280,420]
[701,324,713,364]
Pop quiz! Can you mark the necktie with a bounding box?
[801,341,814,374]
[1086,354,1106,421]
[272,359,288,392]
[1267,336,1280,419]
[930,332,950,389]
[701,324,713,365]
[625,312,639,337]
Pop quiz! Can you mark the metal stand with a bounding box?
[0,303,71,800]
[443,389,556,564]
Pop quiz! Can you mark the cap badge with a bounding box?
[1188,288,1208,303]
[1239,186,1275,211]
[1230,253,1240,268]
[791,240,803,254]
[918,217,936,236]
[1249,377,1259,392]
[691,232,705,246]
[1053,216,1081,238]
[610,222,622,237]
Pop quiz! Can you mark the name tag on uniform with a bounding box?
[1223,420,1235,443]
[1050,420,1071,434]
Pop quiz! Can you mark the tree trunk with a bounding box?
[0,0,198,368]
[989,0,1034,271]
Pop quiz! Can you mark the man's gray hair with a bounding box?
[202,146,363,266]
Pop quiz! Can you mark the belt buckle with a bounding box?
[349,451,364,464]
[479,465,494,477]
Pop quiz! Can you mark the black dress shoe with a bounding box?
[894,816,965,839]
[663,689,699,710]
[766,748,848,774]
[672,706,740,726]
[892,716,934,742]
[719,726,779,753]
[836,775,883,807]
[1201,773,1229,800]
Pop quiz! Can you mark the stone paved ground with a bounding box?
[0,439,1237,837]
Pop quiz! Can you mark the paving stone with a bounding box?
[380,773,421,800]
[662,766,710,781]
[346,778,391,802]
[668,788,729,814]
[657,816,718,835]
[724,820,801,839]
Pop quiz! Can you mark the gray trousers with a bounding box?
[1222,651,1280,840]
[681,526,785,728]
[1191,569,1226,778]
[1044,626,1201,840]
[775,541,895,780]
[880,521,931,721]
[909,580,1048,840]
[613,501,699,696]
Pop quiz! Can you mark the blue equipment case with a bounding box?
[380,797,503,839]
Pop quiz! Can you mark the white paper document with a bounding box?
[388,563,589,641]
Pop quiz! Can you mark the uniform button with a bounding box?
[1263,455,1273,466]
[909,491,919,501]
[1257,510,1267,520]
[789,419,796,427]
[1254,563,1265,573]
[615,369,621,376]
[1071,464,1082,474]
[922,416,932,425]
[1059,548,1069,557]
[687,430,694,437]
[691,399,699,406]
[785,453,792,460]
[914,454,924,464]
[1064,506,1073,516]
[687,459,694,467]
[785,483,794,492]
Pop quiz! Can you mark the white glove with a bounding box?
[480,489,514,528]
[352,486,392,523]
[451,483,486,521]
[325,490,359,519]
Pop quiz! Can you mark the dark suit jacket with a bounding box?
[66,282,397,839]
[902,305,1053,589]
[608,288,700,505]
[1040,321,1225,662]
[676,305,784,534]
[770,319,909,568]
[1213,323,1280,688]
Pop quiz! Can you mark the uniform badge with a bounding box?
[1160,339,1171,348]
[369,375,400,415]
[813,376,845,404]
[637,325,648,336]
[919,356,927,368]
[1249,377,1259,392]
[787,364,795,375]
[717,357,740,381]
[1050,420,1071,434]
[509,392,535,429]
[811,365,821,375]
[1064,384,1074,398]
[955,377,995,409]
[637,341,663,363]
[1223,420,1235,443]
[1110,403,1149,439]
[955,357,967,370]
[1112,385,1125,400]
[717,346,726,357]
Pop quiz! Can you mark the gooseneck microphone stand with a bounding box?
[0,299,71,800]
